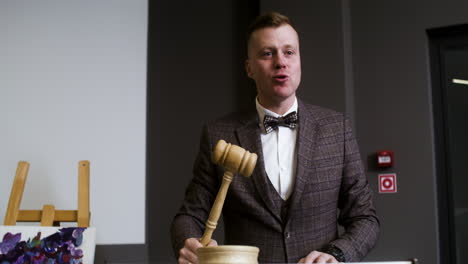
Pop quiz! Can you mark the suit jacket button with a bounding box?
[285,232,290,239]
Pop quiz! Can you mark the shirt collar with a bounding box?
[255,97,298,132]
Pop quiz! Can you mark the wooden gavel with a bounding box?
[200,139,258,246]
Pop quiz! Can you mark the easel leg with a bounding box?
[78,160,90,227]
[4,161,30,226]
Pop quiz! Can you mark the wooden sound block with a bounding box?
[197,245,260,264]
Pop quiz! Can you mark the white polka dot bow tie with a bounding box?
[263,111,298,134]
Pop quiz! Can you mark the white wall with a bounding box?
[0,0,147,244]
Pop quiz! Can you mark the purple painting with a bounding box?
[0,226,95,264]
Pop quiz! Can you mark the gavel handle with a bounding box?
[200,171,234,246]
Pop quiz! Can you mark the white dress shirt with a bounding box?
[255,97,298,200]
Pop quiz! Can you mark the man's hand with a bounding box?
[298,250,338,263]
[178,238,218,264]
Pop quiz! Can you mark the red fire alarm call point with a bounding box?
[377,150,394,168]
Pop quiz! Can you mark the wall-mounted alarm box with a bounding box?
[377,150,394,168]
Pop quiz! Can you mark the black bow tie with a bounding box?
[263,111,298,134]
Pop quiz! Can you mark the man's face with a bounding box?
[246,24,301,107]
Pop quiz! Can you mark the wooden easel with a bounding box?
[3,161,90,227]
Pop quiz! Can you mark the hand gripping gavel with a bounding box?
[199,139,258,246]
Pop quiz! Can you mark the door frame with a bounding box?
[427,24,468,264]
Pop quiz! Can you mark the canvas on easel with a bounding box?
[0,161,96,264]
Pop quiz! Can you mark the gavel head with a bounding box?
[212,140,258,177]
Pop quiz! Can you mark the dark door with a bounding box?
[429,24,468,264]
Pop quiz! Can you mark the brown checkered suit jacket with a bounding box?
[171,100,379,263]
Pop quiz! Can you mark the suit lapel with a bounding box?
[235,111,282,223]
[287,100,318,223]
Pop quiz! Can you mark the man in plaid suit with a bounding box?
[171,12,379,263]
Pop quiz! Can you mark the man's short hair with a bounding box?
[246,12,294,43]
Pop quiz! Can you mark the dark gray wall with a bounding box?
[148,0,468,263]
[147,1,258,261]
[351,1,468,263]
[258,0,468,263]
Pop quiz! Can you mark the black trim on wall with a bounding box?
[233,0,260,111]
[94,244,148,263]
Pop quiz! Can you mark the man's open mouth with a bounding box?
[274,75,289,81]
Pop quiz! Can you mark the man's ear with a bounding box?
[245,59,253,78]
